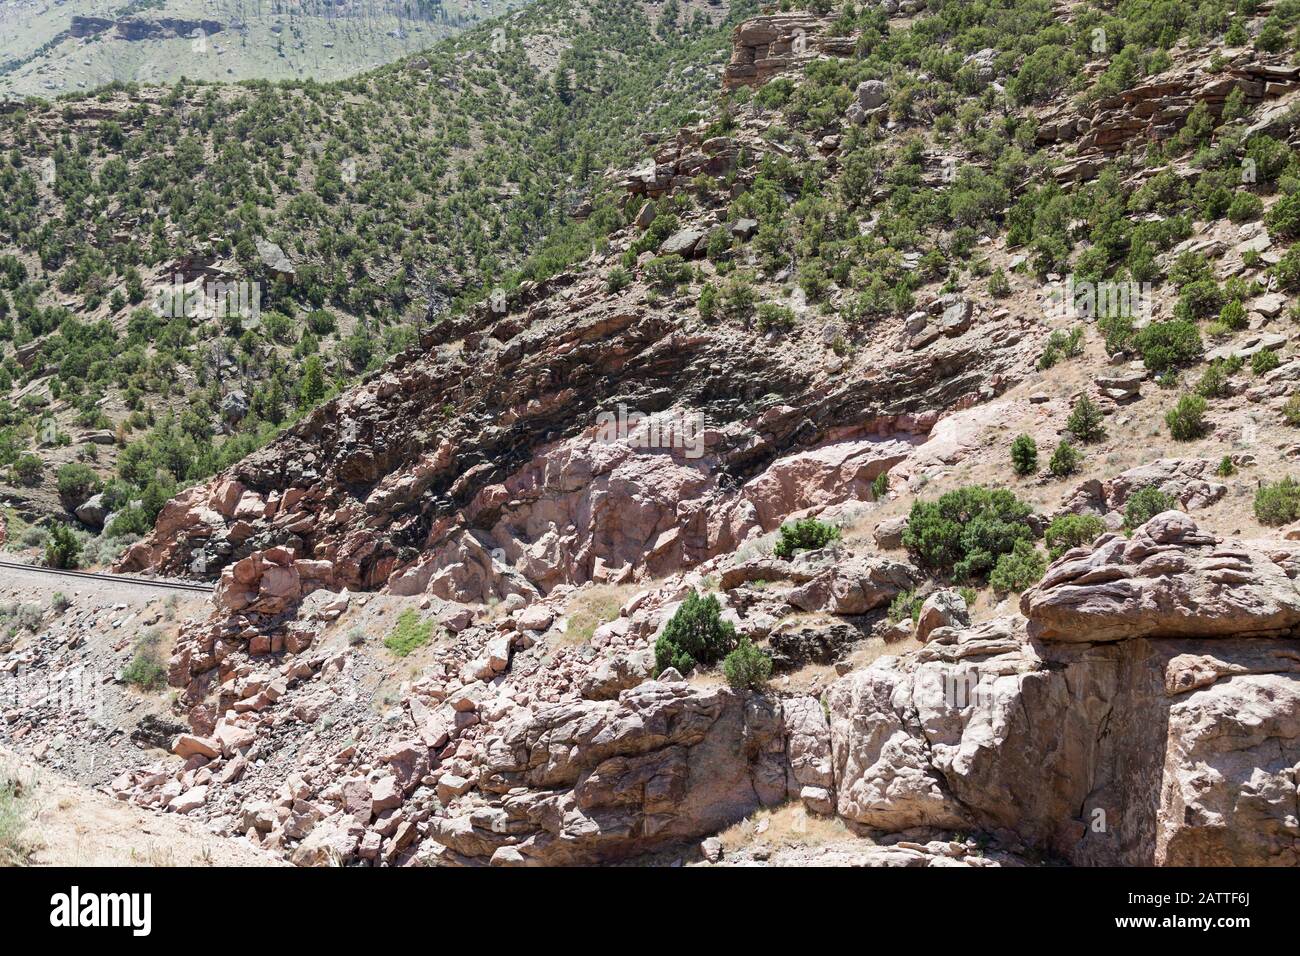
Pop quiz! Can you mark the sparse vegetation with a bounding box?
[888,588,923,624]
[564,585,633,644]
[1045,514,1106,560]
[903,486,1036,583]
[722,639,773,691]
[122,626,167,691]
[654,589,737,676]
[0,774,33,866]
[1124,486,1178,531]
[384,609,434,657]
[773,518,841,560]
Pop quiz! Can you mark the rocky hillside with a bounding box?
[0,0,523,98]
[0,0,742,556]
[4,0,1300,867]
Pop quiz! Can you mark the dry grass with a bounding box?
[0,746,281,867]
[559,584,638,645]
[718,803,852,853]
[0,769,34,866]
[849,634,924,669]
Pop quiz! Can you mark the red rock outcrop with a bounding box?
[118,270,1033,605]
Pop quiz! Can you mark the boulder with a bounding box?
[827,603,1300,865]
[659,227,707,258]
[873,516,908,549]
[787,554,917,615]
[74,493,108,529]
[1022,512,1300,642]
[172,734,219,759]
[291,814,364,867]
[221,390,249,423]
[425,681,786,864]
[915,590,970,643]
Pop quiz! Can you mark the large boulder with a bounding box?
[915,589,970,643]
[787,553,917,615]
[74,493,108,529]
[1022,512,1300,642]
[425,680,787,865]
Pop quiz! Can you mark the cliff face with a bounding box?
[117,254,1032,606]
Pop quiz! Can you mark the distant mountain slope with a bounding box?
[0,0,744,552]
[0,0,523,98]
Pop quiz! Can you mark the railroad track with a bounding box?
[0,559,214,594]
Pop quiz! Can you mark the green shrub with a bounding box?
[1010,433,1038,476]
[1045,513,1106,560]
[123,628,166,690]
[1165,394,1208,440]
[697,283,718,320]
[722,639,773,691]
[1124,486,1178,530]
[1228,191,1264,223]
[1216,455,1237,477]
[1218,299,1248,331]
[654,589,737,675]
[1173,279,1223,322]
[871,471,889,499]
[1195,360,1233,398]
[11,454,41,486]
[720,276,756,323]
[605,266,631,293]
[1066,395,1107,444]
[988,268,1010,297]
[122,653,165,691]
[1038,326,1084,370]
[56,462,100,507]
[106,507,152,538]
[1275,245,1300,291]
[756,302,796,332]
[1099,312,1136,355]
[1252,348,1281,376]
[384,609,434,657]
[1266,190,1300,239]
[1254,477,1300,526]
[44,523,80,570]
[1285,394,1300,426]
[773,518,841,559]
[902,486,1036,581]
[888,588,922,623]
[1135,320,1202,373]
[644,254,689,291]
[989,541,1046,593]
[1049,439,1082,477]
